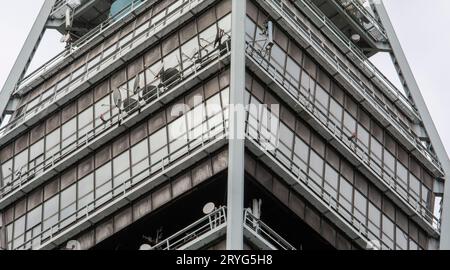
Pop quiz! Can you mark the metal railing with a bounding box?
[245,41,441,232]
[334,0,387,42]
[150,207,227,250]
[293,0,418,121]
[265,0,442,173]
[149,207,296,250]
[246,116,398,250]
[21,0,149,92]
[244,209,296,250]
[0,38,231,201]
[10,112,229,250]
[0,0,205,140]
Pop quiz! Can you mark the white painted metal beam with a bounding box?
[0,0,57,123]
[226,0,246,250]
[374,0,450,250]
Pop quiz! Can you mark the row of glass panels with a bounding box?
[0,14,231,200]
[0,0,206,138]
[4,87,230,250]
[263,0,442,172]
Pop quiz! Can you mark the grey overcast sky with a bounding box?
[0,0,449,156]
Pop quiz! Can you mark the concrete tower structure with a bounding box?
[0,0,448,250]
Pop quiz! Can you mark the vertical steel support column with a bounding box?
[0,0,56,122]
[226,0,246,250]
[374,0,450,249]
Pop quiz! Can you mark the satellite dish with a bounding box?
[203,202,216,215]
[113,88,122,109]
[139,244,152,250]
[351,34,361,43]
[66,240,81,250]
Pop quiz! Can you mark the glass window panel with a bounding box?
[206,94,224,137]
[343,111,356,135]
[113,151,130,194]
[339,178,353,220]
[324,164,339,200]
[187,104,207,148]
[217,13,231,34]
[368,202,381,239]
[78,107,94,138]
[199,24,217,58]
[14,150,28,181]
[354,190,367,226]
[168,115,188,161]
[409,174,421,202]
[2,159,13,187]
[46,128,60,159]
[95,96,110,127]
[396,162,408,198]
[309,151,324,190]
[78,173,94,213]
[131,139,149,183]
[300,71,315,98]
[260,106,279,151]
[95,162,112,206]
[43,196,59,234]
[150,128,168,171]
[396,226,408,250]
[181,37,199,76]
[277,122,293,166]
[382,215,395,250]
[30,139,44,161]
[163,49,181,70]
[270,44,286,75]
[329,99,343,126]
[383,150,396,178]
[245,17,256,42]
[13,216,26,249]
[62,118,77,154]
[26,205,42,231]
[314,85,329,116]
[286,57,301,87]
[60,184,76,228]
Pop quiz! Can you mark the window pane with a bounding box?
[113,151,130,194]
[95,162,112,206]
[60,184,76,228]
[78,173,94,214]
[131,139,149,183]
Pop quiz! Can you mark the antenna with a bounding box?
[263,20,274,52]
[113,88,123,109]
[252,199,262,220]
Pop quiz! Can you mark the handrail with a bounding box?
[246,116,390,249]
[293,0,418,120]
[11,113,229,250]
[150,207,227,250]
[265,0,442,173]
[0,38,231,200]
[245,41,441,232]
[19,0,149,91]
[244,209,296,250]
[334,0,387,42]
[0,0,204,140]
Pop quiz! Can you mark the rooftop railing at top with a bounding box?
[16,0,149,93]
[293,0,420,121]
[267,0,442,173]
[0,0,200,140]
[334,0,388,42]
